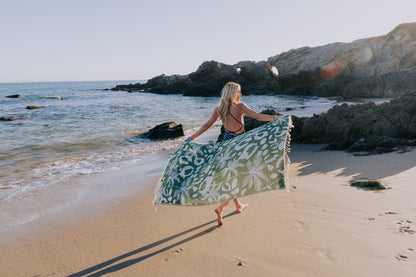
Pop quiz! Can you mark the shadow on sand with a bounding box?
[290,144,416,181]
[68,211,238,277]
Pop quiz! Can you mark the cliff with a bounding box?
[112,22,416,98]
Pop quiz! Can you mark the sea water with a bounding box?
[0,80,338,231]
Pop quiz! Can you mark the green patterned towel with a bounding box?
[154,115,292,206]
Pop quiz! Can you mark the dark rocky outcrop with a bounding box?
[112,22,416,98]
[111,61,280,96]
[291,91,416,154]
[6,94,21,98]
[0,116,27,121]
[350,180,387,190]
[141,122,184,139]
[26,105,44,109]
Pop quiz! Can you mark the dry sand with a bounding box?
[1,144,415,277]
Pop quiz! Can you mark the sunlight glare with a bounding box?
[320,61,345,80]
[360,47,373,63]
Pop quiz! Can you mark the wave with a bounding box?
[43,95,65,100]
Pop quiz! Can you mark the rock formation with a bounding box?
[5,94,21,98]
[112,22,416,98]
[26,105,45,109]
[269,22,416,98]
[291,91,416,154]
[141,122,184,139]
[0,116,27,121]
[112,60,279,96]
[215,92,415,154]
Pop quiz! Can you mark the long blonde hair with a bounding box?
[216,82,241,122]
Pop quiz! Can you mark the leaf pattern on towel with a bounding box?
[154,115,291,206]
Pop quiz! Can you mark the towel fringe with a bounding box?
[284,116,293,192]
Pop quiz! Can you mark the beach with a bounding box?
[2,2,416,276]
[0,81,356,233]
[1,143,415,277]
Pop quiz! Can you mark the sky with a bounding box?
[1,0,415,83]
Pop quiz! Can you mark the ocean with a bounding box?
[0,80,339,232]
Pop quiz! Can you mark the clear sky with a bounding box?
[1,0,415,83]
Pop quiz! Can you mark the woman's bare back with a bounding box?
[222,103,245,135]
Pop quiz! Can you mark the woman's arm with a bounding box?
[188,109,219,140]
[240,103,282,121]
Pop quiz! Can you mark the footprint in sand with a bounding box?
[378,211,400,216]
[170,248,183,255]
[304,244,335,263]
[399,226,416,234]
[315,249,335,263]
[294,221,307,232]
[396,219,415,234]
[396,254,408,261]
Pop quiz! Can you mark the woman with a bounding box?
[188,82,282,226]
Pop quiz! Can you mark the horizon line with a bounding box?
[0,79,147,85]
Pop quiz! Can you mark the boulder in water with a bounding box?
[0,116,27,121]
[6,94,21,98]
[142,122,185,139]
[26,105,45,109]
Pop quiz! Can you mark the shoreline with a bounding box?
[0,125,221,244]
[1,144,415,276]
[0,152,170,244]
[0,95,397,242]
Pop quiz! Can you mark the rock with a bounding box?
[268,23,416,97]
[5,94,21,98]
[0,116,27,121]
[292,91,416,153]
[112,22,416,98]
[26,105,44,109]
[111,82,143,92]
[350,180,386,190]
[142,122,184,139]
[184,61,244,96]
[111,60,280,96]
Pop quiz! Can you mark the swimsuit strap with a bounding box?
[224,104,245,135]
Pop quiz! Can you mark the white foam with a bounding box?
[0,152,167,242]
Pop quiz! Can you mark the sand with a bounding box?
[1,144,415,277]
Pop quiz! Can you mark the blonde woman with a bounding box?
[188,82,282,226]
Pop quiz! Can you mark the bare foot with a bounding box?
[237,203,248,213]
[215,208,223,226]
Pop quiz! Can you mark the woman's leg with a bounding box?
[215,200,230,226]
[233,199,248,213]
[215,199,248,226]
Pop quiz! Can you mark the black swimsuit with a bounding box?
[224,104,245,136]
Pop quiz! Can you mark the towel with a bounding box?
[154,115,292,206]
